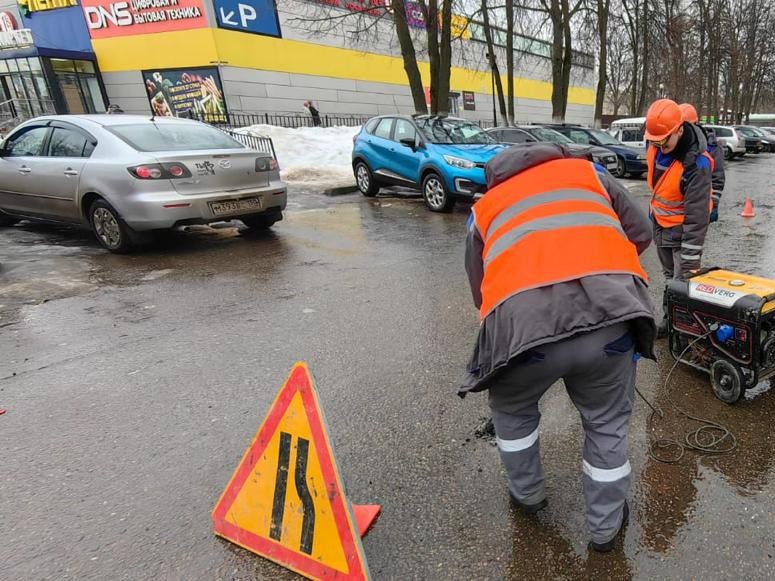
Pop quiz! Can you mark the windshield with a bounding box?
[738,127,757,136]
[416,118,495,144]
[108,122,245,152]
[590,129,623,145]
[524,127,574,144]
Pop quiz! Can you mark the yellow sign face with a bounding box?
[18,0,77,13]
[451,14,471,40]
[212,363,371,580]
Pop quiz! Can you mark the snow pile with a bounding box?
[239,124,360,190]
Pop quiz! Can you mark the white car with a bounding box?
[704,125,747,160]
[607,117,646,150]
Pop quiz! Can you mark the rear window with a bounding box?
[621,128,644,142]
[713,127,733,137]
[108,122,245,152]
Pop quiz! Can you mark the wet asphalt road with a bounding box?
[3,154,775,580]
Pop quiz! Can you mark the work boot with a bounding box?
[656,318,668,339]
[510,493,548,515]
[589,501,629,553]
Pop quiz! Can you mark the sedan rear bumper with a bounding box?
[112,182,287,231]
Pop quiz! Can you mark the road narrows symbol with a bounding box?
[269,432,292,542]
[295,437,316,554]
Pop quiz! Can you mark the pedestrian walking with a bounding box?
[644,99,713,338]
[461,143,656,552]
[303,100,322,127]
[679,102,725,223]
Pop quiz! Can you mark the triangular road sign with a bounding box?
[212,362,379,580]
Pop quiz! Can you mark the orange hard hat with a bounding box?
[679,103,699,124]
[644,99,683,141]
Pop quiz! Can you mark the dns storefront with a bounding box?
[0,0,107,117]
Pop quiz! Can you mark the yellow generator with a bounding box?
[666,268,775,403]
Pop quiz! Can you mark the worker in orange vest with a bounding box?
[644,99,713,338]
[461,143,656,552]
[679,102,725,223]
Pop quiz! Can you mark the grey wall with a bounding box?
[101,0,596,125]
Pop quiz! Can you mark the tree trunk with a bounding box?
[549,0,565,121]
[421,0,441,114]
[506,0,514,123]
[392,0,428,113]
[636,0,649,115]
[593,0,610,127]
[438,0,453,115]
[558,0,573,121]
[481,0,507,122]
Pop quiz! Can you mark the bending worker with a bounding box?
[461,143,656,552]
[644,99,713,337]
[679,102,725,223]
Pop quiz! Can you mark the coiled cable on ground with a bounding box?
[634,330,738,464]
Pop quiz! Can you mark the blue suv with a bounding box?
[352,115,505,212]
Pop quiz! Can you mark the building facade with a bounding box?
[2,0,597,125]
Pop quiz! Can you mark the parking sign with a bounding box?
[214,0,281,37]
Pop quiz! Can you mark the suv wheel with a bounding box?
[354,161,380,197]
[724,146,733,160]
[611,157,626,178]
[422,172,455,212]
[89,199,135,253]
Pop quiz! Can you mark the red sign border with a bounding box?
[211,362,369,580]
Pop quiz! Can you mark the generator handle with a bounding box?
[764,292,775,303]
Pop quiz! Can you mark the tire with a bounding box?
[422,172,455,212]
[354,161,380,197]
[241,212,281,230]
[629,171,644,179]
[88,199,135,253]
[710,359,745,404]
[611,157,626,178]
[0,211,19,226]
[724,147,733,161]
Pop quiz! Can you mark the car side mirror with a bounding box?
[400,137,417,150]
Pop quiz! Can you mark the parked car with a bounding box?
[761,127,775,136]
[352,115,504,212]
[607,117,647,150]
[485,126,619,173]
[743,126,775,152]
[0,115,286,252]
[544,124,647,178]
[733,125,767,154]
[704,125,747,159]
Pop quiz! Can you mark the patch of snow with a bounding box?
[745,378,773,400]
[239,124,360,191]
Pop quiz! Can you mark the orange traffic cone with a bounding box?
[741,197,755,217]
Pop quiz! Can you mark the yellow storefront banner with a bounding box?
[91,29,595,106]
[18,0,77,13]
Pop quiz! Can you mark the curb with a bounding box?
[323,185,359,196]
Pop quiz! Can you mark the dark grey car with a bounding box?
[0,115,286,252]
[486,126,620,174]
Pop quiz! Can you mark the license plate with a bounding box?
[209,197,262,216]
[606,161,618,169]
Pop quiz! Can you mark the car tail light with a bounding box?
[255,157,279,172]
[128,163,191,179]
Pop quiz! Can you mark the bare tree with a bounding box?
[592,0,610,126]
[481,0,508,121]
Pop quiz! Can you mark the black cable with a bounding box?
[635,329,738,464]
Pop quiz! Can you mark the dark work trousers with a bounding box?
[488,322,636,544]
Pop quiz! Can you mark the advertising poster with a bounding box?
[463,91,475,111]
[81,0,208,39]
[142,67,227,119]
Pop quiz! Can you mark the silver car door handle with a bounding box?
[63,169,79,176]
[18,167,31,174]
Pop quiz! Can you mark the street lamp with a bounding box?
[486,52,497,127]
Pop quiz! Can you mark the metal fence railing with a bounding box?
[194,111,370,129]
[222,128,277,159]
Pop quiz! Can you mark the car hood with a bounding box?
[432,143,505,163]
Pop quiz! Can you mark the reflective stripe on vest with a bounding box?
[647,146,713,228]
[471,158,649,320]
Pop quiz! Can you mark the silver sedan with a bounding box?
[0,115,287,252]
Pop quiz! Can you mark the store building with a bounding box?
[2,0,596,125]
[0,0,107,118]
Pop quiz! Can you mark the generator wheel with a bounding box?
[710,359,745,404]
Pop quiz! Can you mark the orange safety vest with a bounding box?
[647,146,714,228]
[471,158,649,320]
